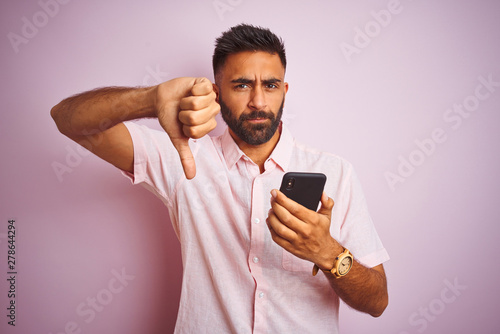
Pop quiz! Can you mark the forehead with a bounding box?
[219,51,285,80]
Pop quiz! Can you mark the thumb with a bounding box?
[171,137,196,180]
[317,192,334,218]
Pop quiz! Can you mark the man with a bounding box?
[51,24,389,333]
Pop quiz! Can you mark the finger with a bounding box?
[270,190,307,232]
[179,91,217,111]
[271,189,314,223]
[182,117,217,139]
[267,226,295,253]
[267,209,297,241]
[178,101,220,126]
[317,192,334,219]
[171,137,196,179]
[268,227,295,254]
[191,77,213,96]
[267,213,300,255]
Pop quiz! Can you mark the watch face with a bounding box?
[338,257,352,275]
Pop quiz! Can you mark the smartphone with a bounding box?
[279,172,327,211]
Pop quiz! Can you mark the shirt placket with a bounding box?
[248,167,269,333]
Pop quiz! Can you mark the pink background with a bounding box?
[1,0,500,333]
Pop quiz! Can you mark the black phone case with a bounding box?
[279,172,327,211]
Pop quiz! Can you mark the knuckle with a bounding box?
[288,202,302,216]
[277,225,288,237]
[180,111,199,126]
[270,233,282,246]
[211,102,221,115]
[310,214,320,226]
[190,130,203,139]
[290,208,301,218]
[182,125,196,138]
[280,215,293,226]
[302,226,313,239]
[193,79,210,95]
[178,114,189,125]
[186,112,198,125]
[190,97,204,111]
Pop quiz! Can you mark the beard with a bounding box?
[219,97,284,146]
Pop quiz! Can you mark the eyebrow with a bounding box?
[230,77,282,85]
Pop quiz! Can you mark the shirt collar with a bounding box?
[221,127,244,170]
[221,122,294,172]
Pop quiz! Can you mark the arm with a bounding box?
[50,77,220,178]
[266,190,388,317]
[325,261,387,317]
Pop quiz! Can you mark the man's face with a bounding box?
[215,51,288,146]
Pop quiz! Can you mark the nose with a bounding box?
[248,86,267,110]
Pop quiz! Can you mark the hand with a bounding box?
[267,190,341,270]
[155,77,220,179]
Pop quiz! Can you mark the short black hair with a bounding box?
[212,24,286,80]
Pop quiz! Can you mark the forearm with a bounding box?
[51,86,157,137]
[267,191,388,317]
[324,261,388,317]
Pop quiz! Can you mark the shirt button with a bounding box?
[253,257,259,264]
[254,218,260,224]
[259,292,265,298]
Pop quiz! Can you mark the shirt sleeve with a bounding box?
[120,121,186,208]
[335,164,390,268]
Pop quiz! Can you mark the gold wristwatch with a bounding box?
[312,248,353,278]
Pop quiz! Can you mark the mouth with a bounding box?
[246,118,269,124]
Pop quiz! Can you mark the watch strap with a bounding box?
[312,248,352,278]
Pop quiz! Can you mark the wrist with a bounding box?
[138,86,158,118]
[315,240,343,271]
[313,247,354,278]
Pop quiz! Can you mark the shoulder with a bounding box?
[291,139,353,173]
[124,121,169,141]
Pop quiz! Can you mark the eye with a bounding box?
[266,83,279,89]
[235,84,250,90]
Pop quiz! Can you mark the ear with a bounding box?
[284,82,289,94]
[212,83,220,103]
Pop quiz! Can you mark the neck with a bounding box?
[229,128,281,174]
